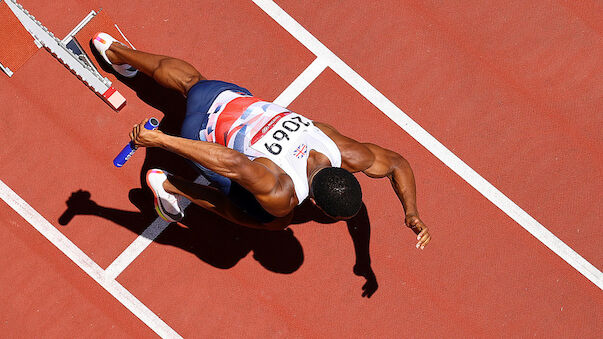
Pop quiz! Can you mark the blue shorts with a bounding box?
[181,80,275,223]
[181,80,252,140]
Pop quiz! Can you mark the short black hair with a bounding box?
[310,167,362,218]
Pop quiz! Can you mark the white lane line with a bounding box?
[273,57,328,107]
[251,0,603,289]
[104,58,326,279]
[105,175,208,279]
[105,217,170,279]
[114,24,136,50]
[0,180,182,338]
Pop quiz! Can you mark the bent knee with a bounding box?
[154,58,203,95]
[181,72,203,94]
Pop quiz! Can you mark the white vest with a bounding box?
[249,112,342,203]
[203,91,342,204]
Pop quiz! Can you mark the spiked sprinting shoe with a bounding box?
[146,169,184,222]
[92,32,138,78]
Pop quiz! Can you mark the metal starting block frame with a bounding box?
[2,0,126,110]
[0,59,14,77]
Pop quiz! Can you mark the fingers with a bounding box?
[406,216,423,235]
[130,121,146,146]
[362,282,370,298]
[406,215,431,249]
[361,274,378,298]
[416,227,431,250]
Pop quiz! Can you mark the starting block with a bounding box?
[0,0,128,111]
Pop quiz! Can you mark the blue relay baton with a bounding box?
[113,117,160,167]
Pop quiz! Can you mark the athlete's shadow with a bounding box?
[291,201,378,298]
[59,189,303,272]
[84,48,378,296]
[58,189,377,296]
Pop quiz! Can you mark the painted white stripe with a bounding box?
[251,0,603,289]
[273,57,328,107]
[104,175,210,278]
[0,180,182,338]
[114,24,136,50]
[104,217,170,279]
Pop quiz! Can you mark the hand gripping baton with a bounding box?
[113,118,160,167]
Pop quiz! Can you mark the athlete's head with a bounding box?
[310,167,362,219]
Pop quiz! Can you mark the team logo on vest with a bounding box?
[293,144,308,159]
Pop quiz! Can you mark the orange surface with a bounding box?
[276,0,603,267]
[0,0,601,337]
[0,1,39,75]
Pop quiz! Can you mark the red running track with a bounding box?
[0,0,601,337]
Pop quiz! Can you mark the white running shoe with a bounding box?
[146,169,184,222]
[92,32,138,78]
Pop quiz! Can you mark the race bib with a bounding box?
[250,112,313,156]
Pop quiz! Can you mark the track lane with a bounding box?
[1,0,600,336]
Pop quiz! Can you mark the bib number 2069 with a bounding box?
[263,115,311,155]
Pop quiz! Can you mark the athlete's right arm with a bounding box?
[130,120,280,199]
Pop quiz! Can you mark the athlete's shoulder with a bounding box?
[313,122,375,172]
[251,157,299,214]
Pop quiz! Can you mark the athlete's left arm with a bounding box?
[315,122,431,250]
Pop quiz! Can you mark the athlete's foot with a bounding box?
[146,169,184,222]
[161,176,180,196]
[92,32,138,78]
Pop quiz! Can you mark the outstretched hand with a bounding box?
[405,215,431,250]
[129,119,164,148]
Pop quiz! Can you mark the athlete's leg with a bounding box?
[163,174,291,230]
[105,42,204,96]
